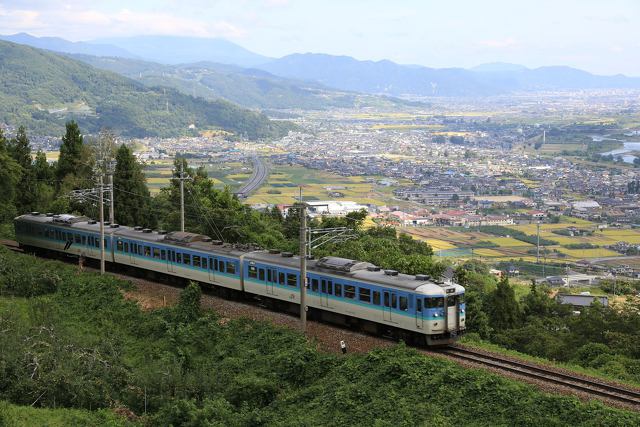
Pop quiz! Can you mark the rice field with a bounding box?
[246,165,411,206]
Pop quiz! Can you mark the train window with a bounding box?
[426,297,444,309]
[161,250,166,261]
[81,236,86,245]
[359,288,371,303]
[267,269,272,282]
[212,259,218,271]
[279,272,286,286]
[227,262,236,275]
[176,253,182,263]
[258,269,265,281]
[95,238,99,248]
[458,293,465,304]
[335,283,342,297]
[344,285,356,299]
[143,246,150,257]
[184,254,191,265]
[326,280,333,295]
[312,279,319,292]
[391,294,397,309]
[384,293,390,307]
[202,258,208,269]
[124,242,129,253]
[248,265,258,279]
[373,291,381,305]
[399,296,408,311]
[153,248,160,259]
[416,299,422,313]
[447,297,456,307]
[193,255,201,266]
[287,273,297,287]
[74,234,81,243]
[117,241,123,252]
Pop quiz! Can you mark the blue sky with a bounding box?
[1,0,639,75]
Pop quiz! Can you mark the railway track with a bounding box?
[440,346,640,407]
[3,239,640,410]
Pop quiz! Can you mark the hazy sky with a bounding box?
[1,0,639,75]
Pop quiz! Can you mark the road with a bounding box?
[234,156,268,198]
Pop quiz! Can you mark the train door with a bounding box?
[415,297,424,329]
[165,249,174,273]
[446,295,457,332]
[208,257,215,282]
[129,242,137,266]
[266,268,277,295]
[383,291,393,322]
[320,279,330,308]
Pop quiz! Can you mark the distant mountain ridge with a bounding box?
[0,33,137,58]
[256,53,640,97]
[0,40,292,138]
[3,33,640,98]
[69,54,417,110]
[94,35,271,67]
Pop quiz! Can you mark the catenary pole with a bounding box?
[180,161,185,232]
[299,189,307,332]
[99,174,105,274]
[108,171,115,224]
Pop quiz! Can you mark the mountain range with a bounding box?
[0,40,293,138]
[68,54,413,110]
[3,33,639,98]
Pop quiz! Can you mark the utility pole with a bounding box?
[180,162,185,232]
[107,165,115,225]
[536,221,541,264]
[98,174,105,274]
[299,187,307,333]
[172,159,191,232]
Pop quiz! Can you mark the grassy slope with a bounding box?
[0,401,136,427]
[1,246,640,425]
[0,40,293,139]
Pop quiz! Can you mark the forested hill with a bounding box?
[0,41,293,139]
[69,54,420,111]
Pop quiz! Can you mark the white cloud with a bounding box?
[0,4,247,40]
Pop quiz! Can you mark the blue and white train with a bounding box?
[14,212,466,345]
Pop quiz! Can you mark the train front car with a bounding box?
[343,262,465,346]
[414,276,465,346]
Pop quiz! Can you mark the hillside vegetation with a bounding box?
[0,41,293,138]
[71,54,419,111]
[1,246,639,426]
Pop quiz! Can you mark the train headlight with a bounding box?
[433,313,439,317]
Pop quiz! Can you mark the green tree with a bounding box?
[8,126,36,213]
[113,144,153,227]
[489,276,520,332]
[0,129,21,221]
[32,151,55,212]
[174,282,202,323]
[56,121,85,183]
[522,281,561,319]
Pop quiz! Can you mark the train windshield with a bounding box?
[425,297,444,308]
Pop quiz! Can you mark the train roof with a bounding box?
[15,213,249,257]
[17,213,464,295]
[245,251,463,294]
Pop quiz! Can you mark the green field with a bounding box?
[404,218,636,266]
[246,165,412,206]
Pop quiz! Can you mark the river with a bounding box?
[597,135,640,164]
